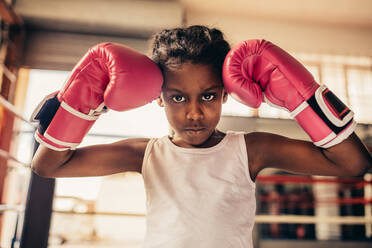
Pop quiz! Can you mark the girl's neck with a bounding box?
[170,129,226,148]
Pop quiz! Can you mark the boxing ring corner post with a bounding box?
[19,141,56,248]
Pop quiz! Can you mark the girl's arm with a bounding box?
[32,138,149,178]
[223,39,371,179]
[29,43,162,178]
[245,132,372,181]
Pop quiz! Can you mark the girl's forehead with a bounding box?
[163,63,222,90]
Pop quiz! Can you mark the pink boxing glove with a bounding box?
[223,39,356,148]
[31,42,163,151]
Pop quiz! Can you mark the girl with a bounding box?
[32,25,372,247]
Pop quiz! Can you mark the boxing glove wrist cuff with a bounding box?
[44,102,99,149]
[34,131,71,151]
[291,86,356,148]
[31,91,60,135]
[31,92,71,151]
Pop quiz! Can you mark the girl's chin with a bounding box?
[170,131,210,148]
[183,131,214,147]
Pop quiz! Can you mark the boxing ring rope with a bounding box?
[0,95,33,168]
[0,63,17,84]
[256,174,372,207]
[0,148,31,169]
[48,210,372,224]
[256,174,372,185]
[0,95,35,128]
[0,93,33,170]
[256,173,372,238]
[0,204,24,213]
[254,215,372,224]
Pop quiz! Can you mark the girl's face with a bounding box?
[157,62,227,148]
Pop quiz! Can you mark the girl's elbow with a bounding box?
[345,160,371,177]
[31,160,55,178]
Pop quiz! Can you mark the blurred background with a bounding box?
[0,0,371,247]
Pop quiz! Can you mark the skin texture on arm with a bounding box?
[245,132,372,181]
[31,138,149,178]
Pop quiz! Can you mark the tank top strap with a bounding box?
[141,137,157,176]
[226,130,255,187]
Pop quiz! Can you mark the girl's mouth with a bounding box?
[184,128,206,135]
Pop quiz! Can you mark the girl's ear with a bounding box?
[157,95,165,107]
[222,89,228,104]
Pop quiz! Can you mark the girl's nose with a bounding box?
[186,102,204,121]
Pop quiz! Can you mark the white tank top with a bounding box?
[141,131,256,248]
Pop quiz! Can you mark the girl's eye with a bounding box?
[172,95,185,103]
[201,93,216,101]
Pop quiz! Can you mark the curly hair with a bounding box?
[150,25,231,79]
